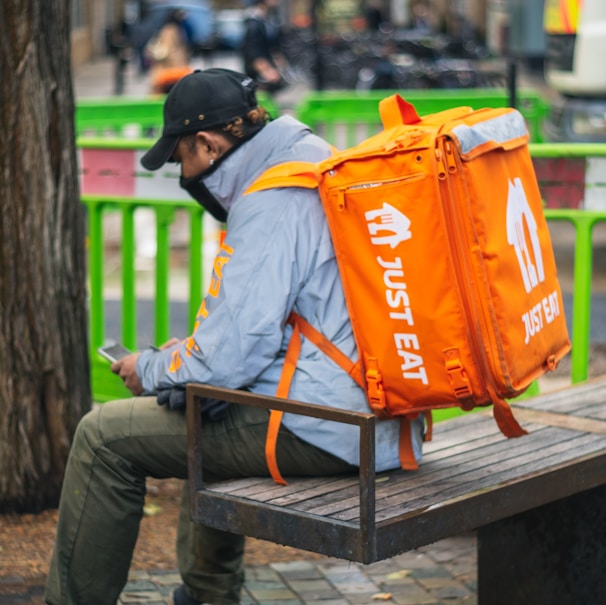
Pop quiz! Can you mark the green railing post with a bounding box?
[545,210,606,383]
[571,214,594,383]
[121,204,137,349]
[154,205,175,345]
[189,208,204,330]
[86,198,105,350]
[84,196,132,403]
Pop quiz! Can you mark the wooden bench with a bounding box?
[186,377,606,605]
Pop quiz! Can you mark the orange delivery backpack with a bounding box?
[245,94,571,484]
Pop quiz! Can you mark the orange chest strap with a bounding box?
[265,311,363,485]
[265,317,433,482]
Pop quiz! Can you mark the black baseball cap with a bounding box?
[141,68,259,171]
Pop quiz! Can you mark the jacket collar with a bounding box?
[200,116,312,217]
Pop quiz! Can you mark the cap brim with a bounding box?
[141,135,179,171]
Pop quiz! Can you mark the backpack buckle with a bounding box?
[444,348,473,403]
[366,359,387,412]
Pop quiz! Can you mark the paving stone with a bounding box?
[409,567,453,580]
[122,579,159,591]
[346,593,390,605]
[319,566,370,587]
[390,552,436,569]
[246,579,290,591]
[333,582,379,595]
[419,576,461,587]
[272,562,325,581]
[246,586,298,601]
[305,599,351,605]
[127,570,152,580]
[248,566,282,581]
[149,572,182,585]
[389,588,440,605]
[286,578,339,595]
[271,561,318,573]
[362,560,400,574]
[119,589,164,602]
[256,600,301,605]
[428,550,458,564]
[372,569,415,585]
[431,583,472,600]
[156,585,176,597]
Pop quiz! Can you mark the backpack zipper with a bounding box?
[345,171,425,191]
[437,138,494,404]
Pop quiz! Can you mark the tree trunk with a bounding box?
[0,0,91,513]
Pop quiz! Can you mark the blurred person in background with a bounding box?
[240,0,288,93]
[364,0,386,31]
[146,8,194,94]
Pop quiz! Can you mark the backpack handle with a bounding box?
[379,94,421,130]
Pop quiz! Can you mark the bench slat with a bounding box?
[297,428,599,521]
[373,432,605,524]
[511,380,606,414]
[373,451,606,560]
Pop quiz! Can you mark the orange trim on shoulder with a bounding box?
[244,162,321,195]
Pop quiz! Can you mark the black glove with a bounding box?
[155,386,230,421]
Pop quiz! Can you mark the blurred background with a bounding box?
[70,0,606,142]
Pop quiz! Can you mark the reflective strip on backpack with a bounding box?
[450,110,528,156]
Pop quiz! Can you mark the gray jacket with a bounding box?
[137,115,423,471]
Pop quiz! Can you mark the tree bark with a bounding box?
[0,0,91,512]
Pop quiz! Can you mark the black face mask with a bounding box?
[178,122,265,221]
[180,172,228,222]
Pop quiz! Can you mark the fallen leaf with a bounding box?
[371,592,393,600]
[143,503,163,516]
[386,569,411,580]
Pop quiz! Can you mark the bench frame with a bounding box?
[187,379,606,604]
[186,386,379,562]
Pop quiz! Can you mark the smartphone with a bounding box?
[98,343,133,363]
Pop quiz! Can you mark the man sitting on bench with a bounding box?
[44,68,425,605]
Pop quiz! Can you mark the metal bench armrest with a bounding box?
[185,383,377,555]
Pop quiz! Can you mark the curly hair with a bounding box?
[221,106,271,141]
[178,106,270,158]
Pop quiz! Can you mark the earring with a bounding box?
[209,158,215,166]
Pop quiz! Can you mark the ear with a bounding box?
[197,130,233,158]
[195,131,214,153]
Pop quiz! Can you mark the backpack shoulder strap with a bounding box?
[265,311,364,485]
[244,161,321,195]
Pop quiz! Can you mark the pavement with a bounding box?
[73,51,308,111]
[2,536,477,605]
[116,535,478,605]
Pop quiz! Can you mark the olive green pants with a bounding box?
[44,396,354,605]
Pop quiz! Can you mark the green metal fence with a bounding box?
[294,88,550,147]
[530,142,606,384]
[76,89,548,142]
[77,94,604,407]
[76,93,280,138]
[84,194,210,402]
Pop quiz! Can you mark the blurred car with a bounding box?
[130,1,216,53]
[544,97,606,143]
[214,9,245,50]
